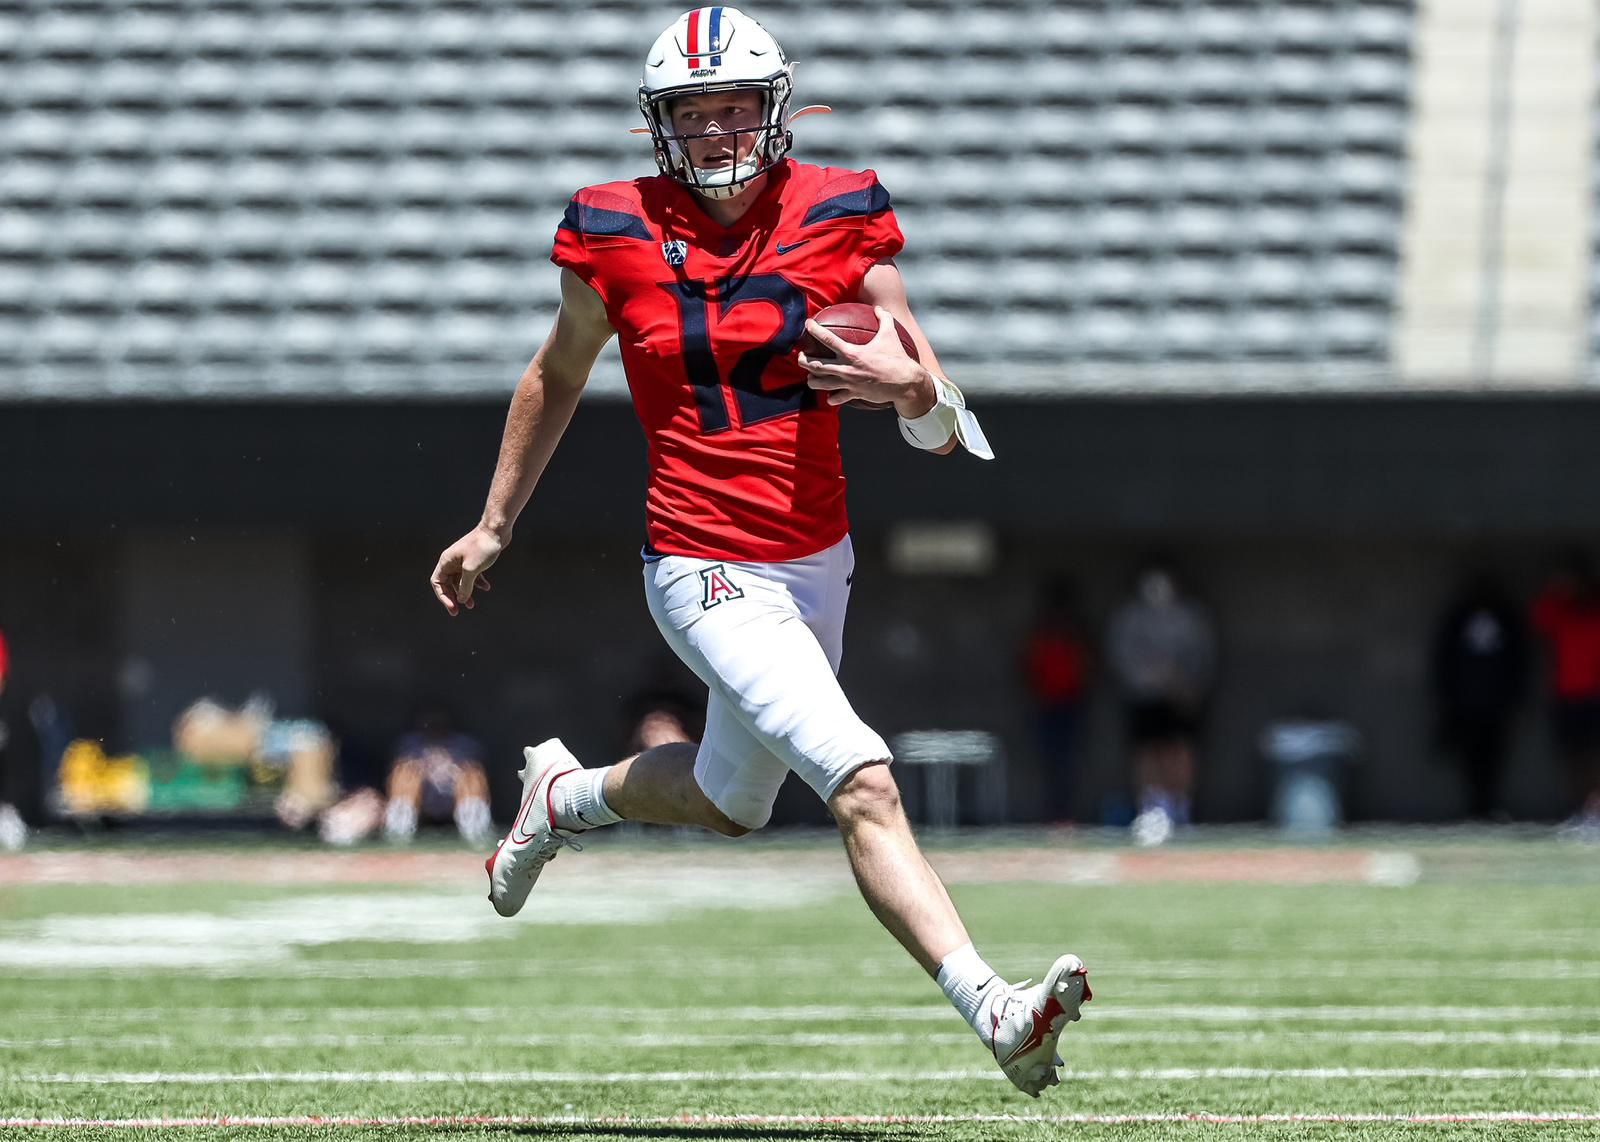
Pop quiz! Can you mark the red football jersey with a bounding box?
[551,159,904,562]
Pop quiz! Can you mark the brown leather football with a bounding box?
[799,302,920,411]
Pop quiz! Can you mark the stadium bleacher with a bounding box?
[0,0,1415,397]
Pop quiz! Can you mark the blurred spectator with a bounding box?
[620,653,705,756]
[0,624,32,850]
[383,703,493,846]
[1022,578,1088,824]
[623,689,701,754]
[319,787,387,847]
[173,695,338,828]
[1432,574,1528,819]
[263,718,339,828]
[1531,552,1600,829]
[1107,563,1217,845]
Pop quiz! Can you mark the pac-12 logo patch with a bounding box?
[662,239,688,268]
[698,564,745,609]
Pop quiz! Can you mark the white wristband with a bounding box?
[898,376,995,460]
[897,395,956,451]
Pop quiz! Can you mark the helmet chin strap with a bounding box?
[688,156,766,200]
[695,180,748,202]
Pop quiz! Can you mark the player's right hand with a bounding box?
[430,525,502,617]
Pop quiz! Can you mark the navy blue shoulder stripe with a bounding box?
[801,181,892,227]
[559,199,652,240]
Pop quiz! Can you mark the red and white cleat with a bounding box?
[484,739,584,918]
[990,953,1092,1097]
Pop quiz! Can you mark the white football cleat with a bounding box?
[484,739,584,918]
[990,953,1092,1098]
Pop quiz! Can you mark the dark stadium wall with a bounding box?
[7,395,1599,536]
[117,533,313,753]
[2,396,1598,824]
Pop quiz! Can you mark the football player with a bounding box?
[429,6,1088,1097]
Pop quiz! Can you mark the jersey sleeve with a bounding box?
[550,196,601,298]
[550,187,657,307]
[800,169,905,286]
[858,173,905,267]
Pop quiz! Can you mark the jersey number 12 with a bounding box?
[660,273,817,434]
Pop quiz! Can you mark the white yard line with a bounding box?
[12,1067,1600,1083]
[7,1003,1599,1025]
[1107,961,1600,980]
[6,1112,1600,1128]
[0,1031,971,1049]
[5,1028,1600,1050]
[1047,1029,1600,1047]
[12,956,1600,981]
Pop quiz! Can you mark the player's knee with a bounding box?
[457,763,489,798]
[695,772,775,837]
[701,793,767,837]
[705,804,759,838]
[828,761,901,829]
[387,761,422,798]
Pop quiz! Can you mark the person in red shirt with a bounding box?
[0,625,28,851]
[1023,579,1089,824]
[428,7,1086,1097]
[1532,551,1600,826]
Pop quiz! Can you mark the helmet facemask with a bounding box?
[640,75,794,201]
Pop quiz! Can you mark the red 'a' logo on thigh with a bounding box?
[698,564,745,610]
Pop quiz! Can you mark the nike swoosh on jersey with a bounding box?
[775,240,810,255]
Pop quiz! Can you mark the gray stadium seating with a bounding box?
[1593,67,1600,379]
[0,0,1415,397]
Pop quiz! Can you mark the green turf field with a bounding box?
[1,831,1598,1140]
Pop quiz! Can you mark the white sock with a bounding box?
[936,942,1005,1048]
[383,799,417,841]
[548,766,622,832]
[454,796,493,845]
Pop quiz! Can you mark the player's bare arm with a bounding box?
[429,268,615,616]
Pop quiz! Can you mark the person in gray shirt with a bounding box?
[1107,564,1217,844]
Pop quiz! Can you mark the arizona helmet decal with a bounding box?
[684,5,725,70]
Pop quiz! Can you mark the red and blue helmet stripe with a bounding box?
[685,6,725,69]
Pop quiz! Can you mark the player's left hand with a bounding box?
[430,524,501,617]
[798,307,937,417]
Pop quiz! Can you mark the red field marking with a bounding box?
[1114,849,1374,884]
[0,847,1407,887]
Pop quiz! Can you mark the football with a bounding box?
[799,302,920,411]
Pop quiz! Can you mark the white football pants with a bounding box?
[643,534,891,829]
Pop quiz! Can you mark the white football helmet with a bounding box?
[638,7,795,200]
